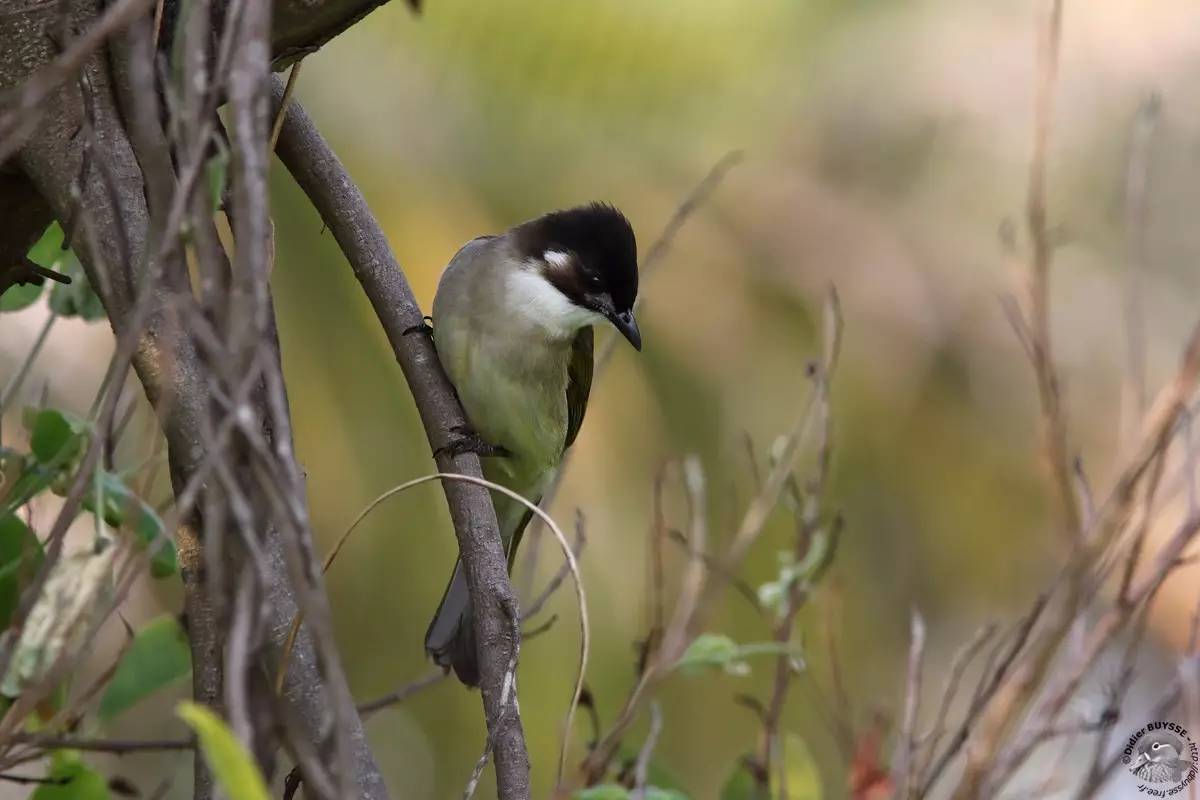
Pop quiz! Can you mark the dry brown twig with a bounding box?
[1119,93,1162,447]
[750,289,843,798]
[907,5,1200,799]
[895,610,927,799]
[1019,0,1080,547]
[568,289,843,794]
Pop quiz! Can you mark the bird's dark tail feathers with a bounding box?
[424,559,479,686]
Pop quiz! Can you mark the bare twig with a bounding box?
[576,292,842,792]
[752,289,842,797]
[358,670,449,716]
[631,702,664,799]
[9,733,194,754]
[922,592,1049,797]
[914,623,997,786]
[0,313,57,413]
[270,60,304,152]
[1021,0,1080,545]
[523,514,587,623]
[575,457,709,788]
[1120,92,1162,443]
[895,609,927,800]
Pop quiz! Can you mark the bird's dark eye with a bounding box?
[1153,743,1162,750]
[587,273,602,289]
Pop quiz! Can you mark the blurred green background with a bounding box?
[5,0,1200,797]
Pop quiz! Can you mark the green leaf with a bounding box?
[674,634,803,677]
[25,408,86,465]
[676,633,741,674]
[1,221,68,316]
[793,526,838,587]
[759,525,840,618]
[0,281,43,312]
[82,471,176,578]
[26,222,67,271]
[719,760,762,800]
[612,743,688,792]
[719,740,821,800]
[47,252,104,321]
[643,790,689,800]
[0,222,67,314]
[99,615,191,721]
[779,734,822,799]
[206,144,229,213]
[0,461,59,520]
[178,701,270,800]
[32,753,110,800]
[0,514,45,631]
[28,223,104,321]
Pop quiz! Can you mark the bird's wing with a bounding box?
[506,504,537,571]
[504,328,591,568]
[564,326,594,451]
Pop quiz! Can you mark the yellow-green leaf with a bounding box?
[31,753,110,799]
[26,408,86,465]
[778,734,822,799]
[83,471,177,578]
[177,701,270,800]
[99,615,191,721]
[0,514,44,631]
[0,281,43,312]
[719,758,764,800]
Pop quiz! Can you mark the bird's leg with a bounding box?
[403,315,435,337]
[436,424,512,459]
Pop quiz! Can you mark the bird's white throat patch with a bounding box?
[506,268,601,338]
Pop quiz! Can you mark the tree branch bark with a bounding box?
[1,2,392,798]
[271,80,532,799]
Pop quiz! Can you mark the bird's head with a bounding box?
[511,203,641,350]
[1133,734,1184,773]
[1147,737,1183,762]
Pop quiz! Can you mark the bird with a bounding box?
[1131,733,1191,784]
[423,202,641,686]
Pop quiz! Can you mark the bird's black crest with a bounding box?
[514,203,639,312]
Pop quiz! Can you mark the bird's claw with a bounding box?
[435,425,511,459]
[403,315,435,337]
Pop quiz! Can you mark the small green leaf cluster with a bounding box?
[3,408,178,578]
[718,737,822,799]
[1,221,193,794]
[674,633,803,678]
[0,223,105,320]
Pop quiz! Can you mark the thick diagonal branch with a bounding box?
[271,81,531,799]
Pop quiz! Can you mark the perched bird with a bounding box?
[1131,734,1191,784]
[424,203,641,685]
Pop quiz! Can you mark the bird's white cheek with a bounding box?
[506,270,602,337]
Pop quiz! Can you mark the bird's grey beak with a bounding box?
[608,309,642,351]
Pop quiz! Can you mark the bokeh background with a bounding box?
[4,0,1200,797]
